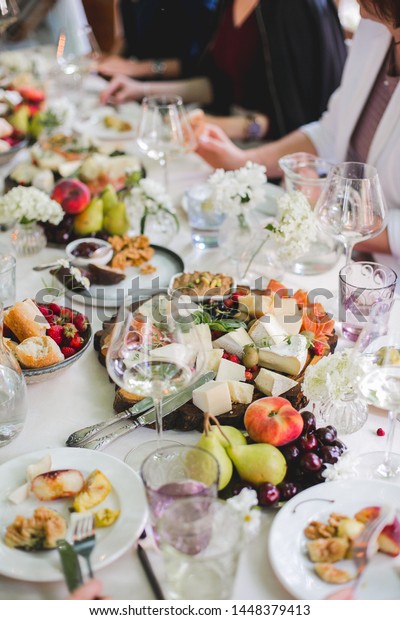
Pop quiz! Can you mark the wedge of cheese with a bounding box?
[192,380,232,416]
[192,324,213,351]
[258,334,308,376]
[220,380,254,404]
[199,348,224,373]
[238,293,273,319]
[272,297,303,336]
[212,327,253,359]
[216,358,246,382]
[150,343,195,366]
[248,315,288,347]
[255,368,298,397]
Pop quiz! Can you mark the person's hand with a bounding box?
[99,75,146,106]
[195,123,249,170]
[68,579,110,600]
[97,56,138,78]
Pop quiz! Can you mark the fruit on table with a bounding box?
[196,431,233,491]
[355,506,400,557]
[257,482,280,507]
[227,443,287,486]
[207,424,247,449]
[8,104,30,134]
[94,508,120,527]
[102,200,130,236]
[244,396,304,446]
[73,196,104,235]
[73,469,112,512]
[51,178,91,215]
[31,469,84,500]
[102,184,119,213]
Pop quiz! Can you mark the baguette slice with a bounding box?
[4,299,49,342]
[15,335,64,369]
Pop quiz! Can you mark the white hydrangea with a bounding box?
[269,191,317,262]
[208,161,267,216]
[227,487,261,541]
[0,186,63,225]
[129,178,173,216]
[302,349,364,402]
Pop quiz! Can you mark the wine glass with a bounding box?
[106,294,206,470]
[315,162,387,264]
[351,298,400,481]
[0,0,19,36]
[56,24,101,88]
[136,95,196,191]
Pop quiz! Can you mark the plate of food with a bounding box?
[268,479,400,600]
[73,106,138,141]
[168,271,236,302]
[0,447,148,582]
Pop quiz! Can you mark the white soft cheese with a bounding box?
[216,358,246,382]
[220,380,254,404]
[258,334,308,376]
[199,348,224,373]
[212,327,253,359]
[272,297,303,336]
[248,315,288,346]
[255,368,298,397]
[192,380,232,416]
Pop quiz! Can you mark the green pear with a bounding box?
[73,197,104,235]
[29,112,45,140]
[208,425,247,449]
[8,105,30,134]
[102,201,130,236]
[101,184,119,214]
[196,432,233,491]
[227,443,287,486]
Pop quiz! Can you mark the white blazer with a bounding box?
[302,19,400,259]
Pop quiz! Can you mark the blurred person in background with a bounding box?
[194,0,400,260]
[100,0,347,143]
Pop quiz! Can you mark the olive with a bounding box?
[242,344,259,368]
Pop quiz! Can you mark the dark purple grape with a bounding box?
[308,467,327,484]
[320,445,341,464]
[325,425,337,440]
[314,427,336,445]
[300,452,323,472]
[278,482,300,501]
[231,481,255,496]
[331,439,347,454]
[301,411,316,434]
[279,443,300,463]
[292,466,307,483]
[298,433,319,452]
[257,483,280,507]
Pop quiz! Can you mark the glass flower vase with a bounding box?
[317,392,368,435]
[10,221,47,256]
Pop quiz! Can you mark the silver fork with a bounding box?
[72,514,96,579]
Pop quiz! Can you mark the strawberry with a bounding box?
[47,325,64,345]
[48,302,61,316]
[46,314,58,325]
[62,322,78,342]
[70,334,84,350]
[61,346,76,358]
[73,313,88,334]
[228,354,240,364]
[37,305,51,316]
[59,308,74,323]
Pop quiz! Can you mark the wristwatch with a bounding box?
[245,114,263,141]
[151,59,167,76]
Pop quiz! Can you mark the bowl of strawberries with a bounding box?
[3,299,92,384]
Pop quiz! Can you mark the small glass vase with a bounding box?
[317,392,368,435]
[10,221,47,256]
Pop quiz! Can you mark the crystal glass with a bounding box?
[106,294,206,469]
[136,95,196,191]
[56,24,100,91]
[10,222,47,256]
[0,0,19,36]
[317,392,368,435]
[185,183,225,249]
[157,496,243,600]
[352,298,400,480]
[315,162,387,265]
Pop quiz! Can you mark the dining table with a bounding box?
[0,72,399,602]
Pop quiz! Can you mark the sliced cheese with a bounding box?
[272,297,302,336]
[192,380,232,416]
[199,348,224,373]
[258,334,308,376]
[220,380,254,404]
[192,324,213,351]
[216,358,246,382]
[238,293,273,319]
[248,315,288,347]
[212,327,253,359]
[255,368,298,397]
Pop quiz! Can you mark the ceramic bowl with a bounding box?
[65,238,113,267]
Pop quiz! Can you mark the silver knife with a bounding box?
[66,396,154,446]
[79,371,215,451]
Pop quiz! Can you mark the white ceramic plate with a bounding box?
[0,447,148,582]
[269,479,400,600]
[65,245,184,308]
[73,106,139,141]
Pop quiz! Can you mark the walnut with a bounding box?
[140,263,157,275]
[328,512,349,528]
[304,521,337,540]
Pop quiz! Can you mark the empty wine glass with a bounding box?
[352,298,400,481]
[0,0,19,36]
[56,24,100,87]
[106,294,206,470]
[136,95,196,190]
[315,162,387,264]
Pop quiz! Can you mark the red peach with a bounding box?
[51,179,91,215]
[244,396,304,447]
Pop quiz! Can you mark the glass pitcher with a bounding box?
[278,153,340,275]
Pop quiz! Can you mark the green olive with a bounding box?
[242,344,259,368]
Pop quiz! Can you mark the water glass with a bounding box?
[339,261,397,342]
[140,445,219,530]
[185,184,225,249]
[0,254,16,307]
[157,496,243,600]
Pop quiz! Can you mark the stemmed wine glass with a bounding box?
[106,294,206,470]
[56,24,101,86]
[351,298,400,481]
[136,95,196,191]
[315,162,387,264]
[0,0,19,36]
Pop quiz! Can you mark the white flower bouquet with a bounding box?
[128,178,178,234]
[302,349,364,402]
[208,161,267,215]
[0,186,63,225]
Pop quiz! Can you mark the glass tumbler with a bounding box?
[185,183,225,249]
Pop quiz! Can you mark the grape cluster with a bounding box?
[256,411,347,508]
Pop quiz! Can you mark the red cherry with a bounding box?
[377,428,385,437]
[228,354,240,364]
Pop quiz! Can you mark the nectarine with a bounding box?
[51,179,91,215]
[244,396,304,446]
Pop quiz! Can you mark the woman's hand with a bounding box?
[68,579,109,600]
[195,123,249,170]
[100,75,146,105]
[97,56,139,78]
